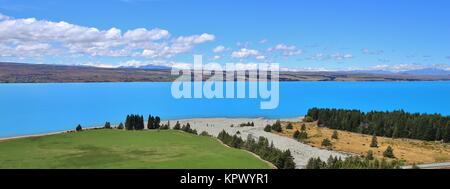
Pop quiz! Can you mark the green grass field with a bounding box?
[0,130,272,169]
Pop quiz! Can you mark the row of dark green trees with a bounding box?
[124,114,162,130]
[217,130,296,169]
[305,156,403,169]
[307,108,450,142]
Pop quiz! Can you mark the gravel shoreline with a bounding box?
[172,117,347,169]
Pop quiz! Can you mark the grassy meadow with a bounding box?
[0,130,272,169]
[279,121,450,165]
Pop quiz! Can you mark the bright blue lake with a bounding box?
[1,81,450,138]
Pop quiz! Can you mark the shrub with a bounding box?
[173,121,181,130]
[200,131,210,136]
[366,150,374,160]
[271,120,282,132]
[117,122,124,130]
[293,130,300,139]
[76,124,82,132]
[331,130,339,139]
[300,124,306,131]
[303,116,314,122]
[264,125,272,132]
[286,123,293,129]
[383,146,395,158]
[321,138,332,148]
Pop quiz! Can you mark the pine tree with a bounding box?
[321,138,332,148]
[125,115,131,130]
[282,150,296,169]
[293,130,300,139]
[264,125,271,132]
[271,121,282,132]
[117,122,124,130]
[331,130,339,139]
[173,121,181,130]
[76,124,82,132]
[286,123,293,130]
[300,124,306,132]
[383,146,395,158]
[370,134,378,148]
[366,150,374,160]
[104,122,111,129]
[147,115,154,129]
[154,116,161,129]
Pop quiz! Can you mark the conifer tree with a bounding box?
[383,146,395,158]
[286,123,293,130]
[76,124,82,132]
[173,121,181,130]
[321,138,332,148]
[104,122,111,129]
[293,130,300,139]
[300,124,306,132]
[370,134,378,148]
[117,122,124,130]
[331,130,339,139]
[366,150,374,160]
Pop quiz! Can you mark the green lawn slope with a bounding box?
[0,130,271,169]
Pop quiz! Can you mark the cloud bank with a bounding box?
[0,13,214,58]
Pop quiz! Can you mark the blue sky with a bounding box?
[1,0,449,71]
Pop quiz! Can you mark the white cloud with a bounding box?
[231,48,260,58]
[174,33,215,44]
[234,63,258,70]
[123,28,169,42]
[310,52,353,61]
[0,13,214,58]
[331,53,353,60]
[0,13,9,21]
[212,55,221,60]
[80,62,119,68]
[121,60,147,68]
[274,44,296,51]
[259,39,268,44]
[15,43,51,51]
[212,45,226,53]
[362,48,384,55]
[256,55,266,60]
[269,43,302,56]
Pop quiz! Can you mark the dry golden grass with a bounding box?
[279,121,450,165]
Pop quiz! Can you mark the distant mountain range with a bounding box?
[399,68,450,76]
[1,62,450,83]
[123,64,450,76]
[119,64,171,70]
[344,68,450,76]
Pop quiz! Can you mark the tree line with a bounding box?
[305,155,403,169]
[307,108,450,142]
[217,130,296,169]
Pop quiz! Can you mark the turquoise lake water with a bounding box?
[1,81,450,138]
